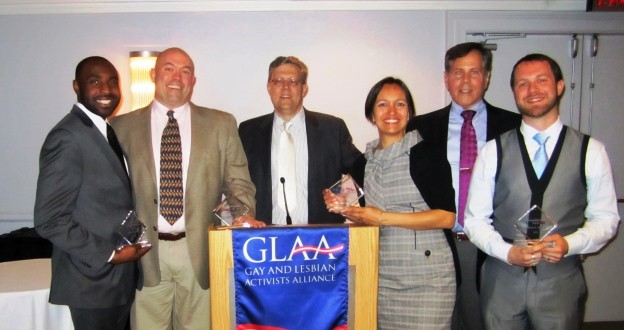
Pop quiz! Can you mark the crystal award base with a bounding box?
[213,196,250,226]
[328,174,365,212]
[513,204,558,246]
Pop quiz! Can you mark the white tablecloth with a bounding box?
[0,258,73,330]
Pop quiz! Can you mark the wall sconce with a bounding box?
[129,50,159,110]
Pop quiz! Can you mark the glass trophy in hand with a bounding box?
[513,204,558,246]
[327,174,365,212]
[213,195,250,227]
[116,210,149,250]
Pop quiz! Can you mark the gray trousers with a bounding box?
[451,240,485,330]
[480,257,587,330]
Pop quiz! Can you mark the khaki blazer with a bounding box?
[111,102,255,289]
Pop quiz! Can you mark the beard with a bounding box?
[517,96,559,119]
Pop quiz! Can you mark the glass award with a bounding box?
[328,174,365,212]
[513,204,558,246]
[116,210,148,249]
[213,196,250,226]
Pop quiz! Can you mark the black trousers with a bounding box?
[69,301,132,330]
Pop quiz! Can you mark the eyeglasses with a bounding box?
[269,78,302,88]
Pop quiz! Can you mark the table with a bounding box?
[0,258,73,330]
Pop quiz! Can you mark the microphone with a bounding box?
[280,177,292,225]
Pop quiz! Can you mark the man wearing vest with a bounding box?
[464,53,619,330]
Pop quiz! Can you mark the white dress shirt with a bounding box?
[270,109,309,225]
[151,100,192,234]
[76,102,107,139]
[464,117,620,263]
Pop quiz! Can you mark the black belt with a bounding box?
[158,232,186,241]
[453,232,469,241]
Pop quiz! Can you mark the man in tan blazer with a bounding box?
[112,47,262,329]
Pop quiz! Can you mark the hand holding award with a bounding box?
[325,174,365,213]
[514,205,558,246]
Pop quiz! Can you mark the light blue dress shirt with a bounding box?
[447,100,488,232]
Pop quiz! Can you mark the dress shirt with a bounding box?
[447,100,488,232]
[75,103,129,172]
[270,109,309,225]
[76,102,107,138]
[464,117,620,262]
[151,100,191,234]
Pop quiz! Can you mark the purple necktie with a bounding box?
[458,110,477,228]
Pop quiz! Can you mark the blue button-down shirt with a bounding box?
[447,100,488,232]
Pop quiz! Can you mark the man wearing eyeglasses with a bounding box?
[239,56,361,225]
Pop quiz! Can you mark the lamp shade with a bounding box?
[129,50,159,110]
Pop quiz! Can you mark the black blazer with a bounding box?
[406,101,521,155]
[34,106,139,308]
[348,138,460,285]
[405,101,520,286]
[239,109,361,225]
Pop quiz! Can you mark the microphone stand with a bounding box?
[280,177,292,225]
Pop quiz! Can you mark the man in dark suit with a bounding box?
[407,42,521,330]
[239,56,361,225]
[34,56,151,330]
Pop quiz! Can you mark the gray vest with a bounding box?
[491,126,589,278]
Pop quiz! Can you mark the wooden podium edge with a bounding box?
[208,225,379,329]
[209,227,233,329]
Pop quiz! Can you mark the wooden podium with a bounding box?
[208,224,379,329]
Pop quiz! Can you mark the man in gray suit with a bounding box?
[239,56,361,225]
[34,56,151,330]
[112,47,263,329]
[464,54,619,329]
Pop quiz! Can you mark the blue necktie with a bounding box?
[532,133,549,178]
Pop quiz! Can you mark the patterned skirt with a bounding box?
[377,226,456,330]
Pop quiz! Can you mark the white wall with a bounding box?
[0,11,447,232]
[2,6,623,323]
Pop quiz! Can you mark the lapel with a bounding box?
[485,101,499,141]
[133,106,157,188]
[435,104,452,158]
[187,102,204,192]
[71,106,131,190]
[484,101,519,141]
[439,104,451,137]
[304,109,321,184]
[258,113,274,183]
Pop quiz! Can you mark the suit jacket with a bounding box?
[406,100,521,287]
[238,109,361,225]
[406,101,521,155]
[111,102,255,289]
[34,106,138,309]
